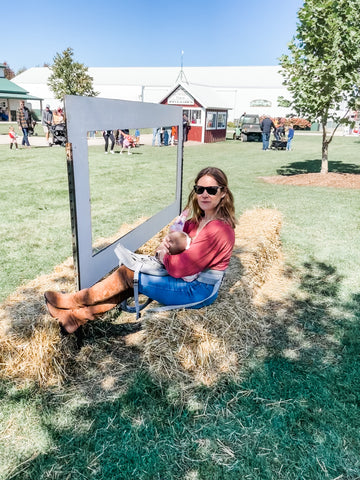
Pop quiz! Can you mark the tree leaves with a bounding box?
[279,0,360,170]
[47,48,99,100]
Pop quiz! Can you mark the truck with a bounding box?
[233,114,262,142]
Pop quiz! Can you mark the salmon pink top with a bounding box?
[163,219,235,278]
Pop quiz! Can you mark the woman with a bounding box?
[45,167,236,334]
[52,107,64,125]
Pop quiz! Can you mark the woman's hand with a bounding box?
[155,236,170,263]
[155,246,168,264]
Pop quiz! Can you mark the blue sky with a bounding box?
[3,0,303,74]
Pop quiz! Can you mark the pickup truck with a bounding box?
[233,114,262,142]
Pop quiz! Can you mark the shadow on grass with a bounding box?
[277,159,360,176]
[1,259,360,480]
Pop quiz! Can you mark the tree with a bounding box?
[2,62,15,80]
[277,96,291,108]
[16,67,27,76]
[48,47,98,100]
[279,0,360,173]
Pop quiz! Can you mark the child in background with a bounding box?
[171,126,177,146]
[119,130,136,155]
[287,124,294,151]
[8,126,18,150]
[134,129,140,146]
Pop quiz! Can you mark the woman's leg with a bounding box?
[44,266,134,309]
[138,274,214,306]
[110,133,115,152]
[45,290,133,334]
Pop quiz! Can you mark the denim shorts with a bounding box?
[138,273,216,307]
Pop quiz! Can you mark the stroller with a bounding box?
[28,120,37,136]
[49,123,67,147]
[271,124,287,150]
[270,139,287,150]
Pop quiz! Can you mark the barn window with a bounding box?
[183,108,201,125]
[217,112,227,129]
[206,111,217,129]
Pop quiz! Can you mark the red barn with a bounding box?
[160,83,230,143]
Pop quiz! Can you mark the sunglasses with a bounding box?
[193,185,223,195]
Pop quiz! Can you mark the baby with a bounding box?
[155,230,198,282]
[160,230,191,256]
[115,230,198,282]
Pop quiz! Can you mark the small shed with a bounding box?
[0,64,43,121]
[160,83,231,143]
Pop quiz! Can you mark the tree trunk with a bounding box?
[321,124,329,174]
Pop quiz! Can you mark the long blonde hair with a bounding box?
[186,167,236,228]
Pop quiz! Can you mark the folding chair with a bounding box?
[120,268,226,319]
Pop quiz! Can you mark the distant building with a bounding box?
[160,83,230,143]
[0,64,43,121]
[13,66,292,122]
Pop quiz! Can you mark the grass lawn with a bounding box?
[0,134,359,479]
[0,122,45,137]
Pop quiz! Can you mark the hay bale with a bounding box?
[142,286,260,387]
[141,207,283,387]
[0,321,69,386]
[0,256,78,385]
[0,208,284,389]
[0,220,146,386]
[234,208,283,291]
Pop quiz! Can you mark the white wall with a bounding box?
[13,66,295,122]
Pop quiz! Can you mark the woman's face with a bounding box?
[195,175,225,216]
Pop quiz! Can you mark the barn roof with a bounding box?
[0,77,43,101]
[12,66,288,118]
[13,65,284,89]
[161,83,232,109]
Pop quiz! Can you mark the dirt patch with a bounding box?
[259,172,360,189]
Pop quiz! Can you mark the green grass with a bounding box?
[0,121,45,137]
[1,135,360,479]
[88,144,178,245]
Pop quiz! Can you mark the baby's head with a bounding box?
[167,231,191,255]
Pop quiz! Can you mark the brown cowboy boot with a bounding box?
[44,266,134,309]
[45,289,133,334]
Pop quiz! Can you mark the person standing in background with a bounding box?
[183,113,189,142]
[103,130,115,154]
[286,124,294,151]
[42,105,53,142]
[260,115,275,151]
[17,100,32,147]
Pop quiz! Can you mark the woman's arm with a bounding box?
[155,242,169,264]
